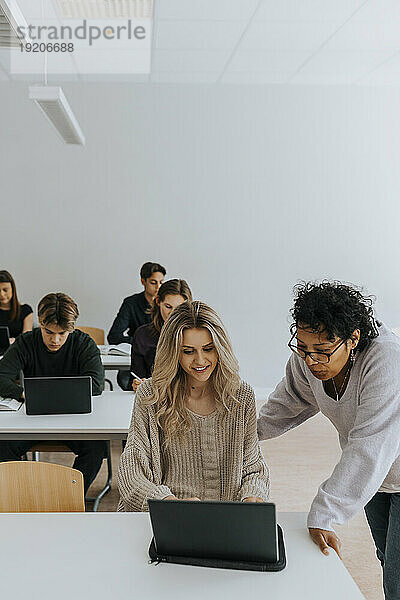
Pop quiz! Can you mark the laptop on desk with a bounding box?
[148,499,286,572]
[0,326,10,355]
[24,376,92,415]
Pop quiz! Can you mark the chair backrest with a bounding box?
[0,461,85,512]
[76,326,105,345]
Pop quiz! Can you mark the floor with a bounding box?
[43,411,383,600]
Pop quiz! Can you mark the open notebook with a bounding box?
[98,343,131,356]
[0,398,23,411]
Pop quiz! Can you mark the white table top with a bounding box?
[0,512,363,600]
[0,391,134,440]
[0,387,272,442]
[101,353,131,370]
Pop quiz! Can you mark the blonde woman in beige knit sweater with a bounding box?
[118,301,270,511]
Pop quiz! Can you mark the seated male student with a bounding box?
[108,261,166,390]
[0,292,106,493]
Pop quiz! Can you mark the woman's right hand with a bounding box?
[132,378,145,392]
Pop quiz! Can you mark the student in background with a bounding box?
[0,292,106,493]
[108,262,166,390]
[130,279,192,392]
[257,282,400,600]
[118,301,270,511]
[0,270,33,343]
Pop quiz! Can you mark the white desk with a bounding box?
[101,353,131,370]
[0,512,363,600]
[0,391,133,441]
[0,388,271,442]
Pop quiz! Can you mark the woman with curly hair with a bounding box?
[118,301,270,511]
[258,281,400,600]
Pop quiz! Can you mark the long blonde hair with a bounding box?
[146,301,241,442]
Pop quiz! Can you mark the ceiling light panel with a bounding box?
[0,0,30,47]
[57,0,153,19]
[29,86,85,145]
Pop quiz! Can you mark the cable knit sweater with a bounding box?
[118,379,270,512]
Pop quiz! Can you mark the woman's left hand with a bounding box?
[242,496,264,503]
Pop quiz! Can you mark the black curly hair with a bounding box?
[290,281,379,352]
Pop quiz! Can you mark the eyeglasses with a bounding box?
[288,332,346,364]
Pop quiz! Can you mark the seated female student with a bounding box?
[130,279,192,392]
[257,282,400,600]
[118,301,270,511]
[0,270,33,343]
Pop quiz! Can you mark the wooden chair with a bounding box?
[76,325,113,391]
[28,441,113,511]
[0,461,84,512]
[75,326,105,345]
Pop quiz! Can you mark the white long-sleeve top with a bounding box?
[257,322,400,532]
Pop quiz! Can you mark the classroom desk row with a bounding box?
[0,389,271,440]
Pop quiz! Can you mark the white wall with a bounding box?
[1,82,400,386]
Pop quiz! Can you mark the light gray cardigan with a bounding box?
[258,322,400,531]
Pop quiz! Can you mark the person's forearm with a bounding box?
[107,306,132,345]
[0,344,25,400]
[0,378,23,400]
[80,347,105,396]
[91,367,105,395]
[107,330,131,345]
[307,432,400,531]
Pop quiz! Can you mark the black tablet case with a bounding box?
[149,523,286,572]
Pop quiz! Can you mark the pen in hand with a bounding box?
[131,371,145,393]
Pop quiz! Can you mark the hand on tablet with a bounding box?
[163,496,201,501]
[308,527,342,559]
[243,497,264,503]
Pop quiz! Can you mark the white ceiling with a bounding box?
[1,0,400,85]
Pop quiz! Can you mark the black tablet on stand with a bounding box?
[148,499,286,572]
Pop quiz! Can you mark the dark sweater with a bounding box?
[0,304,33,338]
[107,291,151,345]
[0,328,104,400]
[130,323,159,385]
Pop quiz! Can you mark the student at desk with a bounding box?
[257,282,400,600]
[0,292,106,492]
[108,261,166,390]
[130,279,192,391]
[118,301,270,511]
[0,270,33,343]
